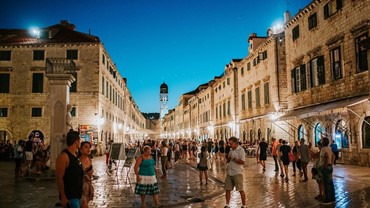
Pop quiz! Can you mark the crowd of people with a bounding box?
[5,129,340,207]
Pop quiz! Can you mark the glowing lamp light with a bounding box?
[97,117,105,126]
[29,27,41,38]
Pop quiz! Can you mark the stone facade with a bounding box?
[161,0,370,166]
[0,21,146,154]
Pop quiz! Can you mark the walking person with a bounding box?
[277,139,284,177]
[271,137,279,172]
[79,141,94,208]
[319,137,336,205]
[134,145,161,208]
[159,141,168,179]
[279,140,291,182]
[256,138,268,172]
[292,141,302,177]
[197,146,209,185]
[330,140,339,165]
[56,130,83,208]
[14,140,24,179]
[298,138,310,182]
[224,137,246,208]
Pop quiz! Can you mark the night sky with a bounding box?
[1,0,311,113]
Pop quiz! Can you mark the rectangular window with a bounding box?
[219,105,222,118]
[32,73,44,93]
[324,0,343,19]
[106,81,109,98]
[356,33,368,73]
[247,90,252,109]
[309,56,325,87]
[241,67,244,76]
[241,94,245,111]
[292,25,300,41]
[223,103,226,117]
[291,65,307,93]
[0,74,10,93]
[330,47,342,80]
[33,50,45,61]
[0,51,11,61]
[102,76,105,95]
[264,83,269,104]
[308,13,317,30]
[102,54,105,65]
[70,107,76,117]
[70,73,77,92]
[215,105,218,119]
[247,62,251,71]
[255,87,260,107]
[31,108,42,117]
[66,50,78,60]
[227,101,231,115]
[253,56,260,66]
[227,78,230,85]
[0,108,8,117]
[259,51,267,60]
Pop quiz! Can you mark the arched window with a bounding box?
[335,120,349,149]
[298,125,307,141]
[361,117,370,148]
[314,123,324,146]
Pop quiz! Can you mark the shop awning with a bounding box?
[279,95,369,120]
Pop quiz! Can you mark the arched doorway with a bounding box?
[335,120,349,149]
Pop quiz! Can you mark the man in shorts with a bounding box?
[224,137,246,208]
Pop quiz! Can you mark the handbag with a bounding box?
[288,152,296,162]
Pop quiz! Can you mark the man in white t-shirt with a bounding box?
[224,137,246,208]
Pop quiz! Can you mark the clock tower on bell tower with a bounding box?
[160,82,168,119]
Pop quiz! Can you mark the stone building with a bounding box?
[0,21,146,153]
[161,0,370,166]
[238,31,288,145]
[275,0,370,166]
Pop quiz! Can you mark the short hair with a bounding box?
[282,140,287,144]
[322,137,329,146]
[66,130,80,146]
[228,137,238,144]
[80,141,91,149]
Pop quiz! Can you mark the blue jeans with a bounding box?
[68,198,81,208]
[322,166,335,202]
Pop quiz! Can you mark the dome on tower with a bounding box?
[160,82,168,93]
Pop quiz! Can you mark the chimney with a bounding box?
[284,11,291,24]
[59,20,76,30]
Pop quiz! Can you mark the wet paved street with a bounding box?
[0,155,370,208]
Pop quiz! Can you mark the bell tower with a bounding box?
[160,82,168,119]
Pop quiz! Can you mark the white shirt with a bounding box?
[227,145,245,176]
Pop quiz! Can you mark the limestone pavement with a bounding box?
[0,155,370,208]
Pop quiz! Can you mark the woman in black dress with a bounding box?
[279,140,291,182]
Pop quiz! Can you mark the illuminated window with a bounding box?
[314,123,324,146]
[298,125,307,141]
[362,117,370,148]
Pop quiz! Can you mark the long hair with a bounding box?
[201,146,206,158]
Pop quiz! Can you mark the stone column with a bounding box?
[45,58,75,170]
